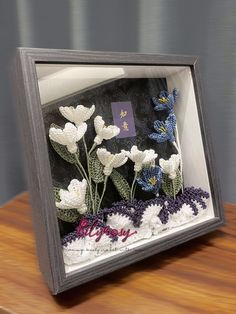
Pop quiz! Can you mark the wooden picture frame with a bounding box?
[13,48,224,294]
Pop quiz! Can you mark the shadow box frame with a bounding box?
[13,48,224,294]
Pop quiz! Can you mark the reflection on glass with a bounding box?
[36,64,213,273]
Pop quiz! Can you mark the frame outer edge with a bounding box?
[192,59,225,225]
[12,48,60,293]
[12,48,225,294]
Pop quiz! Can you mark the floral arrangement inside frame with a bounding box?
[44,78,210,269]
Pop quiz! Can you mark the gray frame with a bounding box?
[13,48,224,295]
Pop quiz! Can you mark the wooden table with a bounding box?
[1,193,236,314]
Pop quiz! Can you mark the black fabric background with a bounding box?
[42,77,177,234]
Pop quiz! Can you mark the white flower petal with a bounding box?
[77,204,87,214]
[74,104,95,125]
[97,148,112,166]
[56,179,87,211]
[49,128,67,145]
[66,143,78,154]
[59,104,95,126]
[134,163,142,172]
[106,213,133,229]
[94,116,105,134]
[159,154,180,179]
[103,166,113,176]
[59,106,75,122]
[57,190,80,209]
[63,123,79,142]
[112,151,128,168]
[79,179,88,199]
[94,135,103,145]
[67,179,81,193]
[76,122,87,141]
[97,148,128,176]
[127,146,157,172]
[49,122,87,153]
[101,126,120,140]
[141,204,162,227]
[94,116,120,144]
[143,149,158,165]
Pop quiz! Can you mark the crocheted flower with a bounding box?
[94,116,120,145]
[106,213,133,230]
[140,204,163,231]
[149,113,176,143]
[56,179,87,214]
[96,148,128,176]
[151,88,178,113]
[125,145,158,172]
[159,154,180,179]
[137,166,163,195]
[49,122,87,153]
[59,104,95,126]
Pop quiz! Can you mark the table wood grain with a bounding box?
[1,193,235,314]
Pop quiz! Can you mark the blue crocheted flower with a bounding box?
[136,166,163,195]
[151,88,178,113]
[149,113,176,143]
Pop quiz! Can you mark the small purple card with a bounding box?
[111,101,136,139]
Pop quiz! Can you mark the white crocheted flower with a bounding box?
[159,154,180,179]
[94,116,120,145]
[49,122,87,154]
[141,204,162,228]
[169,204,193,226]
[126,145,158,172]
[56,179,87,214]
[96,148,128,176]
[106,213,133,230]
[59,104,95,126]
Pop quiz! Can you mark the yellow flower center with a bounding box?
[148,176,157,186]
[158,97,167,103]
[159,126,167,133]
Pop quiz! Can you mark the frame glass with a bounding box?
[13,48,224,294]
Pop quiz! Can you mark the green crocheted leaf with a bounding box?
[49,123,79,164]
[57,208,80,223]
[53,187,61,202]
[89,151,105,183]
[162,169,182,197]
[110,169,131,200]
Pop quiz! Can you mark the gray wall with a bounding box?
[0,0,235,204]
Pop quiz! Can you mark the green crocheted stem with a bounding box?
[93,184,101,213]
[110,169,131,201]
[172,140,184,192]
[162,169,182,198]
[53,186,80,223]
[88,142,97,155]
[49,124,79,164]
[82,136,95,212]
[85,184,100,214]
[89,151,105,183]
[130,171,138,201]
